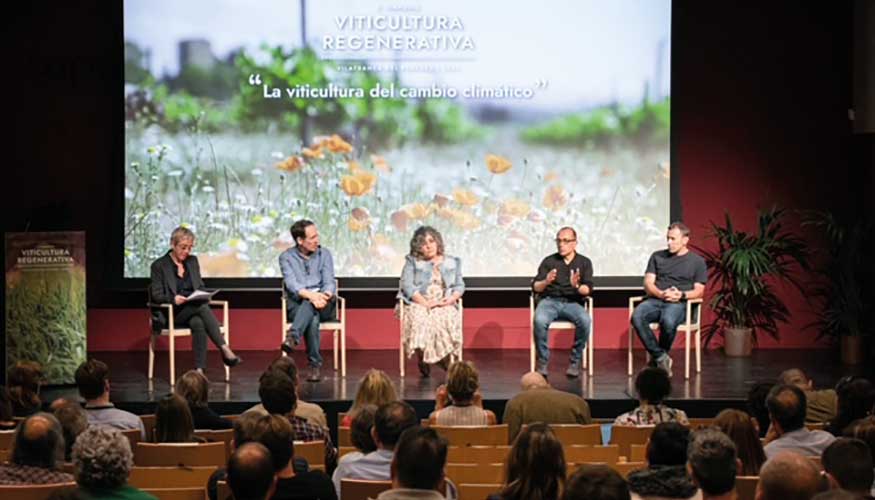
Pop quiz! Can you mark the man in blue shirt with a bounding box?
[279,219,336,382]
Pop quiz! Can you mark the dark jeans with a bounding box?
[174,302,225,369]
[630,298,688,361]
[285,297,337,368]
[533,297,591,364]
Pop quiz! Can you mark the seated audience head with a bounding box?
[446,361,480,404]
[8,360,43,414]
[755,451,825,500]
[847,415,875,454]
[74,359,110,402]
[258,370,297,415]
[810,491,861,500]
[714,408,766,476]
[520,372,550,391]
[646,422,690,466]
[233,411,265,449]
[350,404,378,453]
[72,426,134,491]
[635,367,672,405]
[250,414,295,473]
[52,399,88,461]
[821,437,874,494]
[374,401,419,450]
[266,356,298,384]
[687,429,738,497]
[391,427,448,491]
[780,368,813,390]
[352,368,398,412]
[227,442,276,500]
[766,384,807,434]
[747,381,776,437]
[831,376,875,434]
[175,369,210,408]
[409,225,445,259]
[154,393,196,443]
[563,464,630,500]
[13,412,65,469]
[503,422,566,500]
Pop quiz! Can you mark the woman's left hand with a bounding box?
[439,295,458,307]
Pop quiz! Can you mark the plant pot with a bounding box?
[724,327,753,357]
[840,336,866,365]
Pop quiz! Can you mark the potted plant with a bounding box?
[802,211,873,364]
[699,207,810,356]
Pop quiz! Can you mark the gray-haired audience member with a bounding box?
[563,464,631,500]
[0,412,73,484]
[763,384,835,458]
[687,429,738,500]
[755,451,826,500]
[72,426,154,499]
[51,398,89,462]
[227,442,277,500]
[821,437,874,496]
[627,422,697,500]
[377,427,448,500]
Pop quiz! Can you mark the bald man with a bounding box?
[502,372,592,442]
[0,413,74,484]
[756,451,826,500]
[227,442,277,500]
[779,368,837,423]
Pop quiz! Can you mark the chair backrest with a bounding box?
[736,476,759,500]
[341,478,392,500]
[432,425,509,447]
[609,461,647,479]
[630,443,647,462]
[458,483,502,500]
[128,465,218,489]
[294,440,325,470]
[134,441,226,467]
[609,426,655,459]
[0,430,15,450]
[217,480,232,500]
[447,445,510,464]
[339,426,351,446]
[339,446,357,459]
[805,422,826,431]
[0,482,77,500]
[120,428,142,450]
[445,463,505,485]
[140,414,156,442]
[687,418,716,429]
[0,448,10,464]
[521,423,602,446]
[194,428,235,459]
[141,487,207,500]
[565,445,621,465]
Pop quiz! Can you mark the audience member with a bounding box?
[714,409,766,476]
[344,404,378,461]
[7,360,44,417]
[74,359,145,439]
[563,464,631,500]
[810,491,860,500]
[246,356,328,429]
[687,429,738,500]
[0,413,72,484]
[175,370,232,429]
[747,382,776,438]
[227,442,277,500]
[755,451,826,500]
[430,361,496,425]
[0,385,17,430]
[764,384,835,458]
[627,422,697,500]
[502,372,592,442]
[154,393,202,443]
[615,367,688,426]
[72,426,155,499]
[779,369,838,424]
[376,427,448,500]
[492,422,565,500]
[51,398,89,462]
[826,376,875,437]
[341,369,398,427]
[821,438,874,497]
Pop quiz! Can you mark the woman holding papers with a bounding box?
[149,226,242,372]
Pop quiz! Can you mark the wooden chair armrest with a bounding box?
[147,302,173,310]
[628,296,647,308]
[208,300,229,307]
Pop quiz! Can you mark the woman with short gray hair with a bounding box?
[72,426,153,498]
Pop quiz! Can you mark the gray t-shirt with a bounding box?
[645,250,708,292]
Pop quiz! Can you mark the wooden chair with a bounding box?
[281,280,347,377]
[221,414,239,422]
[565,445,620,464]
[736,476,759,500]
[339,446,358,459]
[432,425,509,447]
[687,417,716,429]
[521,423,602,445]
[446,463,504,485]
[628,296,703,379]
[148,295,231,385]
[341,478,392,500]
[121,428,143,450]
[530,294,594,376]
[447,445,510,464]
[0,430,15,450]
[398,292,463,377]
[0,482,77,500]
[0,449,10,464]
[217,480,232,500]
[129,465,218,489]
[339,426,351,446]
[609,426,655,460]
[194,428,235,459]
[805,422,826,431]
[610,461,646,478]
[141,487,206,500]
[134,441,226,467]
[294,440,325,470]
[630,443,647,462]
[458,483,502,500]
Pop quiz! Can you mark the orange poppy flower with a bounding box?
[486,154,512,174]
[323,134,353,154]
[275,155,304,173]
[302,145,324,160]
[543,185,569,211]
[452,188,479,206]
[499,199,531,218]
[371,154,391,172]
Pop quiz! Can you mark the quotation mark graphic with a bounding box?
[248,74,262,86]
[535,79,549,89]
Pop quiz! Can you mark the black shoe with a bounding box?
[306,366,322,382]
[418,357,431,378]
[437,355,450,371]
[280,339,296,355]
[222,354,242,367]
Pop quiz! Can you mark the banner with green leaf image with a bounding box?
[5,232,86,385]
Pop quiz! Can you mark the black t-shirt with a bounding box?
[533,252,595,304]
[273,470,337,500]
[645,250,708,292]
[176,259,195,297]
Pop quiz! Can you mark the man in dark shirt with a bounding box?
[532,227,594,378]
[631,222,707,376]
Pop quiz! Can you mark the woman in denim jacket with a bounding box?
[398,226,465,377]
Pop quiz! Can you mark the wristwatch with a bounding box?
[682,291,688,301]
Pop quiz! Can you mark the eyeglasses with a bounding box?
[555,238,576,244]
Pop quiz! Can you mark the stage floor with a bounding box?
[43,348,867,422]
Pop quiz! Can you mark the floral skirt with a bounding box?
[402,303,462,364]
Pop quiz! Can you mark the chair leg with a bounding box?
[333,329,339,372]
[685,330,691,380]
[169,332,176,386]
[627,326,634,376]
[695,330,701,373]
[529,332,536,372]
[341,325,347,377]
[148,334,155,380]
[224,327,230,382]
[588,325,594,377]
[399,307,406,377]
